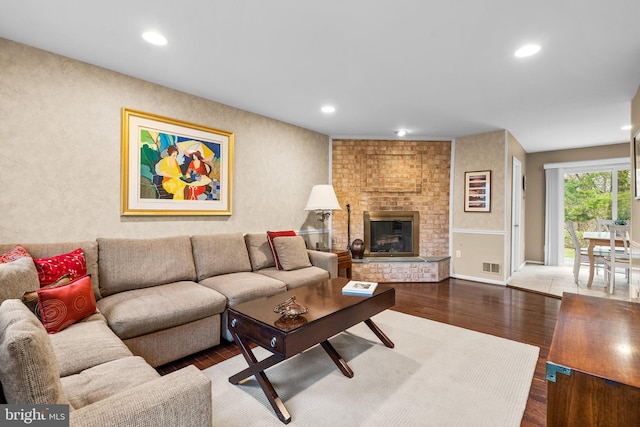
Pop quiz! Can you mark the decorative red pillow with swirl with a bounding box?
[36,275,96,334]
[33,248,86,286]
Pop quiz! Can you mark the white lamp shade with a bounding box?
[304,185,342,211]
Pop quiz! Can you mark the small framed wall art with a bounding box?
[121,108,233,215]
[464,170,491,212]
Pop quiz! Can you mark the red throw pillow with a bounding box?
[37,275,96,334]
[33,248,87,286]
[0,245,32,264]
[267,230,297,270]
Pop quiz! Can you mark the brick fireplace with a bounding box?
[331,139,451,282]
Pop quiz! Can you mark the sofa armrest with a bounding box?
[69,365,211,427]
[307,250,338,279]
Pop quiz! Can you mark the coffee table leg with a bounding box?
[320,340,354,378]
[365,318,395,348]
[230,332,291,424]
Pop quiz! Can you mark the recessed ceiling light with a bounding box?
[514,44,541,58]
[321,105,336,114]
[396,129,408,137]
[622,125,632,130]
[142,31,168,46]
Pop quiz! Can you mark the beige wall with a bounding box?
[451,233,505,281]
[525,142,630,262]
[629,86,640,293]
[453,130,506,230]
[452,130,507,282]
[631,86,640,243]
[0,38,330,243]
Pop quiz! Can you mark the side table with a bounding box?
[331,249,352,279]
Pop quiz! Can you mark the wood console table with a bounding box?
[547,293,640,426]
[331,249,352,279]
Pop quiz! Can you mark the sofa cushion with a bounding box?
[123,316,220,368]
[257,266,330,290]
[191,233,252,280]
[0,257,40,304]
[0,242,101,301]
[96,281,227,340]
[33,248,87,286]
[267,230,297,269]
[0,299,70,405]
[245,233,276,270]
[199,272,286,306]
[50,317,133,377]
[60,356,160,409]
[273,236,312,271]
[0,245,31,263]
[37,276,97,334]
[97,236,197,297]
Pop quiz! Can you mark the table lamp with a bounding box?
[304,184,341,250]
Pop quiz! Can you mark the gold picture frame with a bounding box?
[464,170,491,212]
[121,108,233,216]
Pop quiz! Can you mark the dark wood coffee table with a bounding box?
[227,277,395,424]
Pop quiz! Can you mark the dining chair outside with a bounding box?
[597,218,614,232]
[594,219,616,255]
[603,224,633,294]
[566,221,606,285]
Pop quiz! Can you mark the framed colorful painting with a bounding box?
[121,108,233,215]
[464,170,491,212]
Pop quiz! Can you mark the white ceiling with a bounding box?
[2,0,639,153]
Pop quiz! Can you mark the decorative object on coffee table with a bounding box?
[273,296,308,318]
[274,315,308,331]
[351,238,364,259]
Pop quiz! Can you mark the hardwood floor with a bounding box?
[157,278,561,426]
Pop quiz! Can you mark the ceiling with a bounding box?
[2,1,640,153]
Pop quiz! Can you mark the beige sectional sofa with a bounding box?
[0,232,337,426]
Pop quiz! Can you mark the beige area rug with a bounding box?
[204,310,539,426]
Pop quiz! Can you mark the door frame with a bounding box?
[511,157,522,273]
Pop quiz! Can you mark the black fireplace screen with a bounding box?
[370,221,413,253]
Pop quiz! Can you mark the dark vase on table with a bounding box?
[350,239,364,259]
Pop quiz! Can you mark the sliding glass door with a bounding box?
[564,168,631,263]
[544,157,630,266]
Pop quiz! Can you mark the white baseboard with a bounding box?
[451,273,507,286]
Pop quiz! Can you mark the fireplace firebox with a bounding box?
[364,211,419,257]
